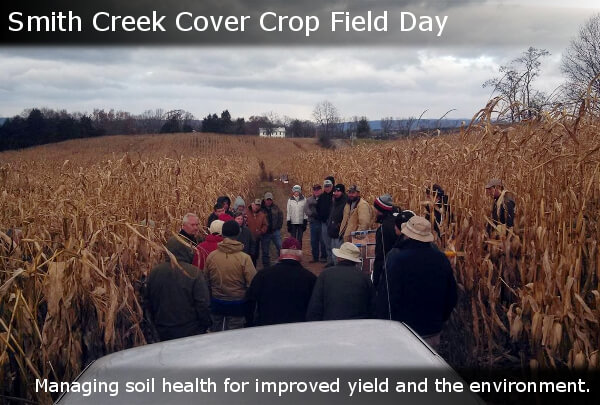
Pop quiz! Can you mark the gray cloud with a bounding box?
[0,2,598,121]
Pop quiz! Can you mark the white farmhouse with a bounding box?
[259,127,286,138]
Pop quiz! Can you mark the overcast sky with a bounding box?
[0,0,598,121]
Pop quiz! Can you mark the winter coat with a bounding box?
[236,225,255,257]
[306,261,375,321]
[372,212,398,288]
[326,193,348,239]
[305,195,320,222]
[287,194,308,225]
[193,234,223,270]
[147,236,211,340]
[204,238,257,302]
[376,238,457,336]
[262,202,284,233]
[245,259,316,326]
[246,208,268,239]
[316,191,333,222]
[340,197,373,241]
[178,229,198,246]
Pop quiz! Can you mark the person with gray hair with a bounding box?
[180,213,200,245]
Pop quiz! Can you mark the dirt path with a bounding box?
[253,178,325,276]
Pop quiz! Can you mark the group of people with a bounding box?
[146,175,516,350]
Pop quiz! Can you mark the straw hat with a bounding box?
[332,242,362,263]
[401,216,434,243]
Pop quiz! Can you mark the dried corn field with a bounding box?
[284,103,600,372]
[0,133,319,403]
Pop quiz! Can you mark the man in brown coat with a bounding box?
[147,235,211,340]
[205,220,257,331]
[245,199,268,265]
[340,185,373,242]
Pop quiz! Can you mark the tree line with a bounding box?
[0,107,318,151]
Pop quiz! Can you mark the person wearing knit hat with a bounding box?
[372,194,399,288]
[374,194,394,213]
[306,242,375,321]
[287,185,308,244]
[193,220,224,270]
[375,215,457,349]
[221,220,241,238]
[232,196,246,215]
[204,220,256,331]
[245,237,316,326]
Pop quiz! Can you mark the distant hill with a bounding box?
[344,119,469,132]
[0,118,6,126]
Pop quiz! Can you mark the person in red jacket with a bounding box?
[193,220,224,270]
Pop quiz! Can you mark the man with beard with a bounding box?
[339,184,373,242]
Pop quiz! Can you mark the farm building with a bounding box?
[259,127,286,138]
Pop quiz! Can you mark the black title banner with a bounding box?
[0,0,452,45]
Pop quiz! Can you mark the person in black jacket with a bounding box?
[261,192,284,268]
[147,235,212,341]
[372,194,398,288]
[316,178,334,265]
[326,184,347,266]
[376,215,457,350]
[246,237,316,326]
[307,242,375,321]
[233,210,255,257]
[424,184,453,239]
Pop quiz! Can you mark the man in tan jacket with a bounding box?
[340,185,373,242]
[205,220,257,331]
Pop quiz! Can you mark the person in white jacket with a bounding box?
[286,185,308,245]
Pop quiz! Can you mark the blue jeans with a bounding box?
[331,237,343,264]
[310,221,327,261]
[321,222,333,265]
[261,229,282,268]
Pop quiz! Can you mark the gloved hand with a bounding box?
[287,220,292,233]
[302,219,307,232]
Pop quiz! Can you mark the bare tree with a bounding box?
[262,111,281,136]
[483,47,549,121]
[561,13,600,112]
[380,116,394,138]
[312,100,341,140]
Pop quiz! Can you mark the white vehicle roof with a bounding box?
[57,320,484,404]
